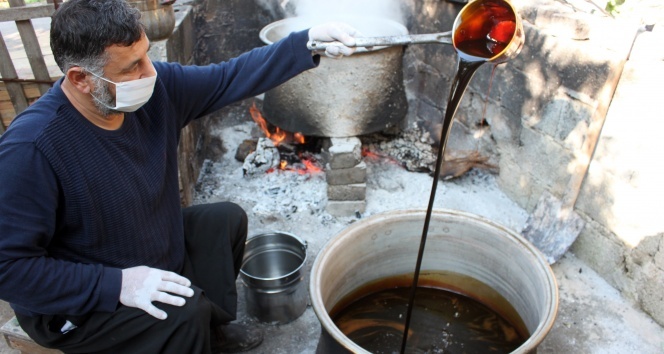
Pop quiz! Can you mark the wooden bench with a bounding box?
[1,316,61,354]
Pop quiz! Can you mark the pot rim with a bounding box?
[240,231,308,282]
[259,15,409,53]
[309,208,559,354]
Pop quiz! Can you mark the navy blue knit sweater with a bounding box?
[0,30,318,317]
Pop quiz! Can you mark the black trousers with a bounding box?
[16,202,248,354]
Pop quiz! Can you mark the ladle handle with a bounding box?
[307,31,453,51]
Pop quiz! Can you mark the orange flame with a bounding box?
[250,102,302,147]
[249,103,268,134]
[294,132,305,144]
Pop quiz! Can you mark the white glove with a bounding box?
[119,266,194,320]
[308,22,359,58]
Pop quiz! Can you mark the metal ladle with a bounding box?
[307,0,524,64]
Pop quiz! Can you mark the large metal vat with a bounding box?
[259,16,408,137]
[311,209,558,353]
[129,0,175,41]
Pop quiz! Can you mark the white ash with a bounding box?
[242,138,281,176]
[194,122,340,232]
[361,126,438,173]
[197,158,330,225]
[248,172,328,221]
[195,120,528,236]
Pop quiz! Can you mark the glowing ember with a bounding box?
[302,159,322,174]
[362,146,401,165]
[361,147,382,160]
[264,157,323,175]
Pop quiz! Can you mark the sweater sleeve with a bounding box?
[155,29,319,127]
[0,140,122,316]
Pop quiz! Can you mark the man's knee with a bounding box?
[209,202,248,245]
[163,287,212,330]
[213,202,247,230]
[185,202,246,230]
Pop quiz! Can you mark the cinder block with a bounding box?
[518,126,574,195]
[530,87,594,148]
[638,264,664,327]
[570,220,626,286]
[534,8,591,40]
[325,161,367,185]
[325,137,362,169]
[326,200,366,217]
[327,183,366,201]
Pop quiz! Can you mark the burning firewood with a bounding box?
[439,150,498,180]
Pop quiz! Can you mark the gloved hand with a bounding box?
[120,266,194,320]
[308,22,359,58]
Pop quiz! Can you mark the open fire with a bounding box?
[250,103,305,147]
[243,102,323,175]
[242,102,498,180]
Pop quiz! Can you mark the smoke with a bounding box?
[257,0,406,25]
[255,0,411,41]
[290,0,405,24]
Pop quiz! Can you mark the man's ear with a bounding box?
[65,67,92,94]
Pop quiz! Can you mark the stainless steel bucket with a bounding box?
[240,232,308,324]
[259,15,409,137]
[310,209,558,353]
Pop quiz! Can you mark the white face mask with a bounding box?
[89,68,157,113]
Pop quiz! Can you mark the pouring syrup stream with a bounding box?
[399,1,522,352]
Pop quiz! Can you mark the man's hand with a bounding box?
[308,22,359,58]
[120,266,194,320]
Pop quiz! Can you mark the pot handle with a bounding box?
[307,32,453,51]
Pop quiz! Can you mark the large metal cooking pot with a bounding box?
[128,0,175,41]
[259,16,408,137]
[311,209,558,353]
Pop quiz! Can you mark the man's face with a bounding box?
[90,33,156,116]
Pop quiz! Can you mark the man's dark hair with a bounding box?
[50,0,144,73]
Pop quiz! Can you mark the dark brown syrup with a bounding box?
[331,272,529,353]
[400,1,519,352]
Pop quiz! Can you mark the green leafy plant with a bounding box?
[605,0,626,16]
